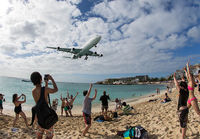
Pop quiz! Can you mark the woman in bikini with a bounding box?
[12,93,29,128]
[185,62,200,116]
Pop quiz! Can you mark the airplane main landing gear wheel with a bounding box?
[84,56,88,60]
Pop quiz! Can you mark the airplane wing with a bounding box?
[47,47,82,54]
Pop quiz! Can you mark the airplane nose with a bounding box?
[97,36,101,41]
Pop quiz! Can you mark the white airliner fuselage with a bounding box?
[47,35,103,60]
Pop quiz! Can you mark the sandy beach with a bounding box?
[1,88,200,139]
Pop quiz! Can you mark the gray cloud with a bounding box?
[0,0,199,82]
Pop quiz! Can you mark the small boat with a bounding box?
[22,79,31,82]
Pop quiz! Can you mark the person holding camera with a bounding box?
[30,72,58,139]
[12,93,29,128]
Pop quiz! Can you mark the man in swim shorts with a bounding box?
[82,84,97,136]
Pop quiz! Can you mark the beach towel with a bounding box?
[94,115,105,122]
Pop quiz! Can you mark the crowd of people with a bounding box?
[0,61,199,139]
[0,71,131,138]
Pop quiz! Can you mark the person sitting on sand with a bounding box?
[185,62,200,116]
[31,72,58,139]
[115,98,122,111]
[122,102,134,115]
[60,94,66,116]
[161,93,171,103]
[100,91,110,115]
[82,84,97,136]
[0,94,5,115]
[12,93,29,128]
[67,91,79,116]
[174,72,189,139]
[52,99,58,112]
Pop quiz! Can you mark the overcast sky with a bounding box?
[0,0,200,83]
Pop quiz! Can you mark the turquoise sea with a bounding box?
[0,76,166,107]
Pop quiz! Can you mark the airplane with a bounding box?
[47,35,103,60]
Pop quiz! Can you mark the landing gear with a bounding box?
[84,55,88,60]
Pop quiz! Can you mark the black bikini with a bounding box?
[14,104,22,114]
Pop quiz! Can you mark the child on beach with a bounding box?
[82,84,97,136]
[67,91,79,116]
[31,72,58,139]
[12,93,29,128]
[115,98,122,111]
[122,102,134,115]
[0,94,4,115]
[174,72,189,139]
[52,99,58,112]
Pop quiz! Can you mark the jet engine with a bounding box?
[71,48,75,52]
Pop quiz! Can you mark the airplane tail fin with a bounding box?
[47,47,57,49]
[63,56,72,59]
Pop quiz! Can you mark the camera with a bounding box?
[44,74,49,81]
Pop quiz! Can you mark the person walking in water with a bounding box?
[82,84,97,136]
[12,93,29,128]
[31,72,58,139]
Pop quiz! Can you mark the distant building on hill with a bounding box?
[135,75,149,82]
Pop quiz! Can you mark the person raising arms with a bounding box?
[174,72,189,139]
[67,91,79,116]
[60,94,66,116]
[12,93,29,128]
[185,62,200,116]
[82,84,97,136]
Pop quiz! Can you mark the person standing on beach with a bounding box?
[60,94,66,116]
[12,93,29,128]
[174,72,189,139]
[82,84,97,136]
[197,70,200,94]
[185,62,200,116]
[100,91,110,115]
[156,88,160,95]
[0,94,4,115]
[31,72,58,139]
[67,91,79,116]
[52,99,58,112]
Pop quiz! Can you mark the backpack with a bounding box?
[35,87,58,129]
[123,125,149,139]
[113,112,118,118]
